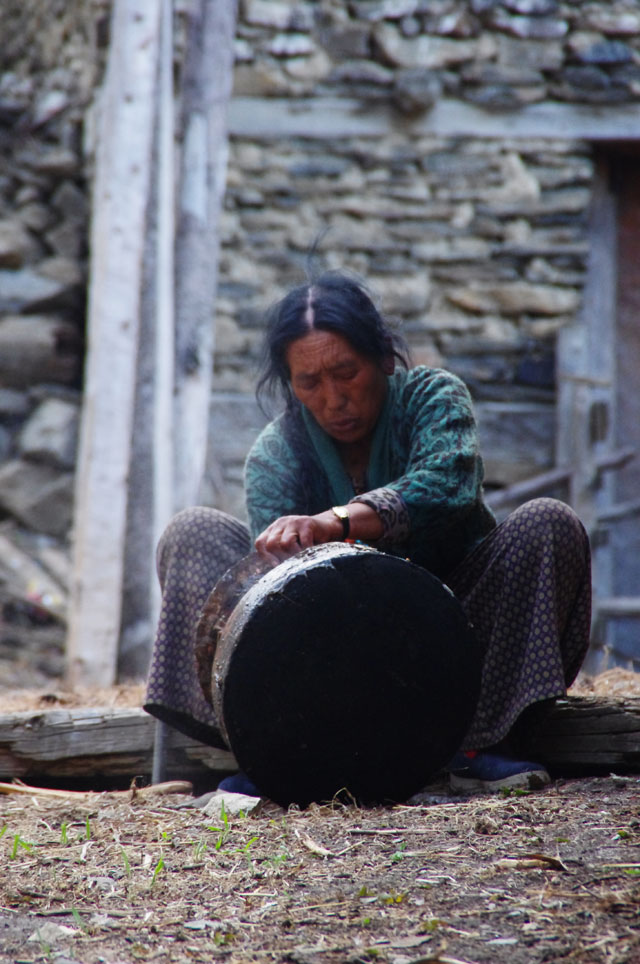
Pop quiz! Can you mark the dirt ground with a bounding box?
[0,771,638,964]
[0,668,639,964]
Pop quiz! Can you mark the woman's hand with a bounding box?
[254,511,342,564]
[254,504,384,564]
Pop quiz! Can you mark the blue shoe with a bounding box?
[447,750,550,792]
[217,772,260,796]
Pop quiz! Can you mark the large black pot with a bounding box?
[204,543,482,807]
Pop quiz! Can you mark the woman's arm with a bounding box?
[351,368,486,545]
[253,503,383,564]
[245,368,488,564]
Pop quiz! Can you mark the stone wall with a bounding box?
[0,1,108,548]
[208,128,593,516]
[2,0,640,556]
[209,0,640,516]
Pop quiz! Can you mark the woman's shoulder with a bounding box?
[392,366,472,408]
[247,412,286,461]
[246,409,302,469]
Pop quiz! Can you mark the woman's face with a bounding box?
[286,330,389,446]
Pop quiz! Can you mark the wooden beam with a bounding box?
[117,0,176,679]
[152,0,176,587]
[596,598,640,617]
[526,696,640,771]
[228,96,640,142]
[67,0,164,687]
[485,466,569,511]
[598,498,640,524]
[0,697,638,784]
[485,448,636,512]
[0,707,236,782]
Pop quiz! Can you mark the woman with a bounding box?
[145,272,591,794]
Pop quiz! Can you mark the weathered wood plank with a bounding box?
[67,0,165,687]
[117,0,176,680]
[526,696,640,771]
[485,448,636,513]
[0,707,236,782]
[596,598,640,617]
[229,96,640,141]
[0,696,637,786]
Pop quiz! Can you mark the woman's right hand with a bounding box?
[254,503,384,565]
[254,512,343,565]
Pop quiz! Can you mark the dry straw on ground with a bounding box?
[0,669,639,963]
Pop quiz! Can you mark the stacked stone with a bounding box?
[1,0,638,542]
[212,0,640,506]
[0,0,105,543]
[232,0,640,108]
[216,133,591,395]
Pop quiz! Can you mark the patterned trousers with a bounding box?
[144,498,591,754]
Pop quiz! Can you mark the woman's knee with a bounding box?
[156,506,250,576]
[507,498,589,559]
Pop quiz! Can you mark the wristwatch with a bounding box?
[331,505,350,539]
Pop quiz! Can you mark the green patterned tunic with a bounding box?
[244,366,496,579]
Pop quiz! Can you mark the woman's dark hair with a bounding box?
[256,271,410,411]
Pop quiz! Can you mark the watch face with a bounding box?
[332,506,350,538]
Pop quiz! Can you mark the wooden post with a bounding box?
[173,0,238,511]
[68,0,237,690]
[153,0,238,782]
[556,156,617,673]
[118,0,176,680]
[67,0,165,687]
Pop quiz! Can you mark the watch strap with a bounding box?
[331,505,350,539]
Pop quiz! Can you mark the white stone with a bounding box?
[480,317,521,344]
[37,256,84,286]
[451,202,474,229]
[504,218,532,243]
[566,31,604,59]
[354,0,421,22]
[584,10,640,36]
[488,152,541,203]
[0,218,41,268]
[268,33,315,58]
[30,145,78,177]
[232,62,290,97]
[231,142,266,172]
[18,397,79,469]
[0,269,70,313]
[202,790,262,819]
[375,273,432,314]
[28,922,79,943]
[234,38,254,63]
[283,49,333,84]
[31,90,70,128]
[492,282,580,315]
[418,308,484,333]
[413,238,492,262]
[244,0,311,30]
[374,23,497,68]
[449,282,580,316]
